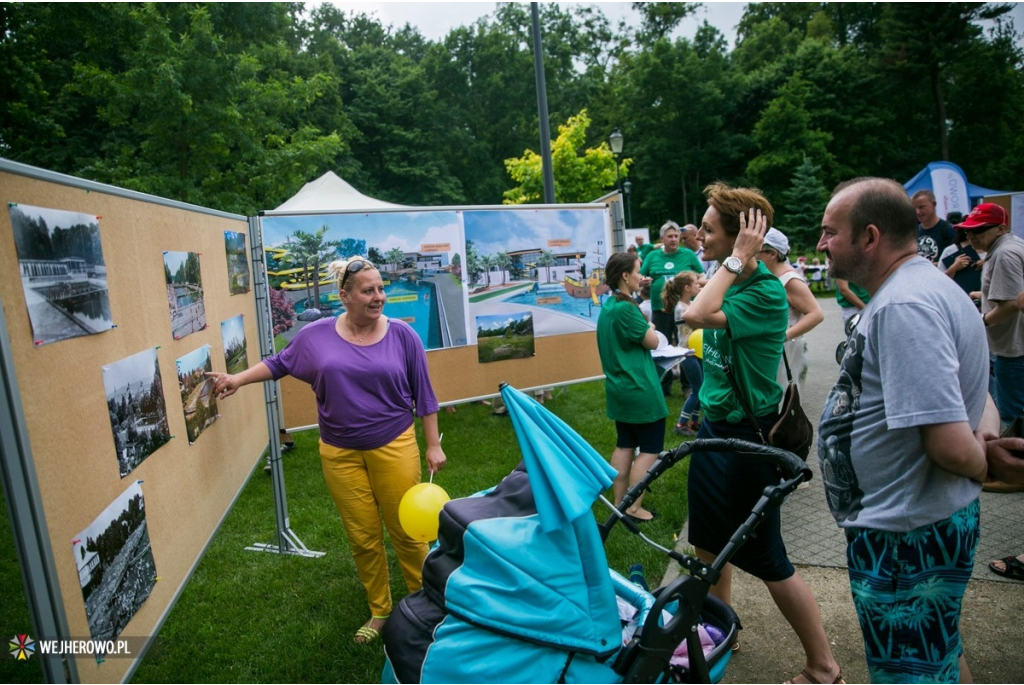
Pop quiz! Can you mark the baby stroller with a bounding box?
[382,385,810,684]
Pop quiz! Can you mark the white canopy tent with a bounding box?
[274,171,406,211]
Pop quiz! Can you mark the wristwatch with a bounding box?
[722,256,744,275]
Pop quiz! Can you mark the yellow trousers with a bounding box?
[319,425,428,618]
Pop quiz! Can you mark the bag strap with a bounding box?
[780,347,793,385]
[722,360,767,445]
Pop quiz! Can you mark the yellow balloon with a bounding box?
[688,328,704,359]
[399,483,451,542]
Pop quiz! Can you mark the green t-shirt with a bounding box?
[836,281,871,309]
[640,248,704,312]
[596,297,668,424]
[699,262,788,423]
[637,243,655,262]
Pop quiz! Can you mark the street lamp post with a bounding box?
[609,127,624,228]
[623,179,633,229]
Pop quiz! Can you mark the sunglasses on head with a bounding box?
[341,259,374,288]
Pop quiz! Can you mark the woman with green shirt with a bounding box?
[683,183,843,685]
[596,251,667,523]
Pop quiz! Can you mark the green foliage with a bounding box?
[780,156,829,251]
[611,25,748,227]
[2,1,1023,218]
[746,73,835,202]
[503,109,627,204]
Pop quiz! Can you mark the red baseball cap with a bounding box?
[955,203,1009,230]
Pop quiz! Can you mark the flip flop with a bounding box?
[625,511,658,524]
[988,555,1024,581]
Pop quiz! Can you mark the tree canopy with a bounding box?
[2,2,1022,250]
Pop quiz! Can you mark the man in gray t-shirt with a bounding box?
[958,202,1024,423]
[817,178,998,683]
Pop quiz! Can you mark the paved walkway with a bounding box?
[665,295,1024,683]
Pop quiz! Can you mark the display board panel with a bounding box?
[258,206,612,429]
[0,164,264,684]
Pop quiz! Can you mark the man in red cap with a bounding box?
[959,202,1024,577]
[960,202,1024,426]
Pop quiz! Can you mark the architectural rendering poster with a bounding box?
[163,250,206,339]
[72,481,157,642]
[476,311,535,363]
[176,344,219,444]
[220,314,249,374]
[261,211,469,350]
[102,348,172,478]
[224,230,250,295]
[9,203,112,346]
[463,207,612,342]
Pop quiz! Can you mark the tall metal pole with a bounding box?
[531,2,556,204]
[624,180,633,228]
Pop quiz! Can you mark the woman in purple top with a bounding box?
[208,257,446,645]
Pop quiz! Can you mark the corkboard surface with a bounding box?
[0,169,265,683]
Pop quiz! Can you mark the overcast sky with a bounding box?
[325,2,1024,48]
[328,1,748,45]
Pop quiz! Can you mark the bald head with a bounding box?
[831,177,917,248]
[680,224,699,250]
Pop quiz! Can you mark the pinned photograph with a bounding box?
[72,481,157,642]
[164,251,206,339]
[220,314,248,374]
[176,345,218,444]
[102,348,172,477]
[476,311,535,363]
[224,231,250,295]
[9,203,112,346]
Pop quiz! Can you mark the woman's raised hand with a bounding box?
[734,207,769,263]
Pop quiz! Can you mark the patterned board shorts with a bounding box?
[845,499,980,683]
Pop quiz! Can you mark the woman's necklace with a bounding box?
[340,315,376,343]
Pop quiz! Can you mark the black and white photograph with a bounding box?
[102,348,172,477]
[71,481,157,643]
[9,203,112,346]
[224,231,250,295]
[176,344,219,444]
[164,250,206,339]
[220,314,248,374]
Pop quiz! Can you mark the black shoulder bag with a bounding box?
[723,349,814,461]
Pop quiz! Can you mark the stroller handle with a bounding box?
[600,438,811,544]
[671,438,812,482]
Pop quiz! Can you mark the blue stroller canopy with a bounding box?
[383,463,624,683]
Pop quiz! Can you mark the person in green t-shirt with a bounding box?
[835,277,870,324]
[596,251,667,523]
[683,182,843,685]
[641,220,705,396]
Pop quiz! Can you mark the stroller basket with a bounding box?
[382,432,809,684]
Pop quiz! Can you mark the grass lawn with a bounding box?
[0,487,45,684]
[3,379,693,683]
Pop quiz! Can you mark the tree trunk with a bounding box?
[930,63,949,160]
